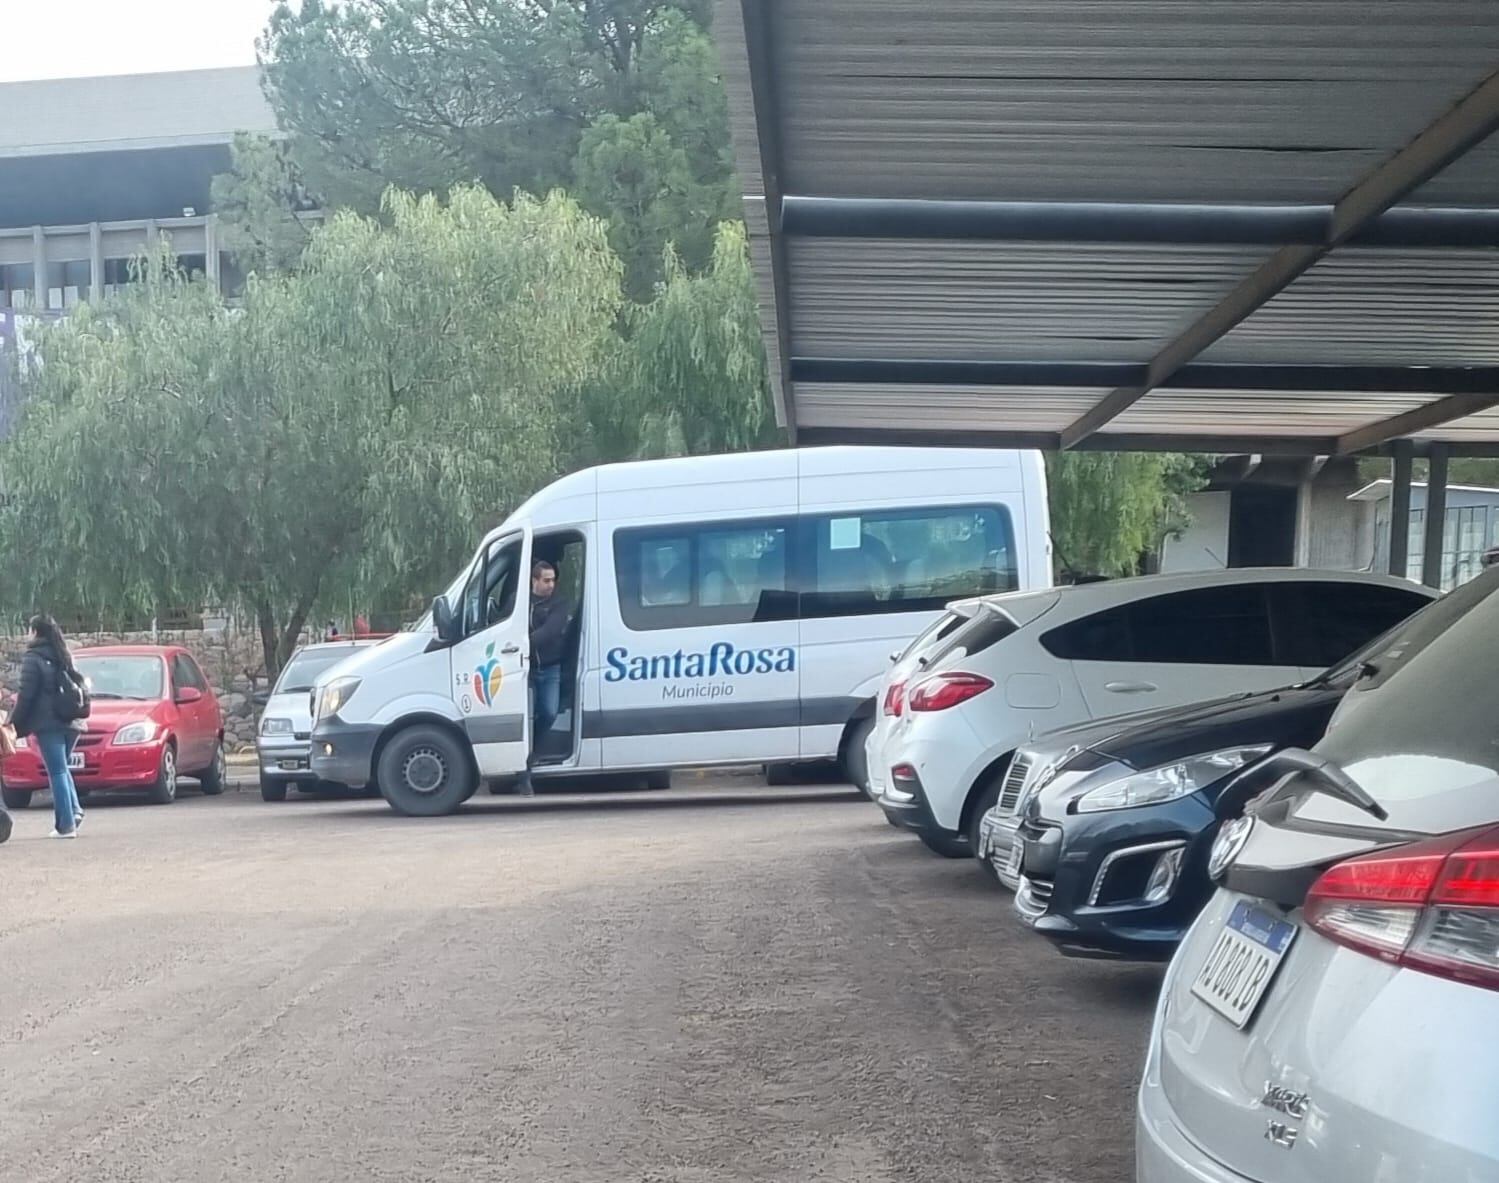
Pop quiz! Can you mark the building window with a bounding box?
[102,257,136,297]
[1,263,35,309]
[46,259,91,310]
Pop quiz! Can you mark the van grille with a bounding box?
[997,754,1032,814]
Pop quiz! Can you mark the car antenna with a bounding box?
[1049,531,1082,584]
[1049,532,1107,585]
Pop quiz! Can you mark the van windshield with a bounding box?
[1292,566,1499,834]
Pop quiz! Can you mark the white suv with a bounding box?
[873,568,1432,858]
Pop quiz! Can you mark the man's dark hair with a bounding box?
[532,560,557,579]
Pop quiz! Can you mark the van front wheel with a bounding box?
[378,726,475,817]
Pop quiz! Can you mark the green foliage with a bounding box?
[0,189,621,674]
[256,0,734,296]
[1046,452,1208,578]
[209,133,322,275]
[581,221,775,459]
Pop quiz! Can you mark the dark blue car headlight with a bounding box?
[1074,746,1271,813]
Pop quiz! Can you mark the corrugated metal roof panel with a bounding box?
[775,1,1499,203]
[788,239,1269,362]
[1111,387,1439,436]
[797,382,1103,433]
[1204,248,1499,365]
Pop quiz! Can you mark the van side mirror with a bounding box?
[252,689,271,708]
[432,596,459,644]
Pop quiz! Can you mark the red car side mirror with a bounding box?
[175,686,204,705]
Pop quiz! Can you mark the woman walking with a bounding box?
[11,615,85,839]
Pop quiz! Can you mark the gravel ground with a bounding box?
[0,777,1159,1182]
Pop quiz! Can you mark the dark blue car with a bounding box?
[1007,575,1490,960]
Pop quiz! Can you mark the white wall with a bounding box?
[1160,491,1230,573]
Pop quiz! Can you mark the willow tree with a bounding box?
[1046,452,1207,578]
[588,220,777,459]
[0,187,622,675]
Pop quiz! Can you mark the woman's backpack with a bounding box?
[54,662,91,722]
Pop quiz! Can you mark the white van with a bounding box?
[309,447,1050,815]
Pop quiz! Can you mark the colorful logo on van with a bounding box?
[473,643,503,706]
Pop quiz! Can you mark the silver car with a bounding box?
[1139,566,1499,1182]
[256,639,381,801]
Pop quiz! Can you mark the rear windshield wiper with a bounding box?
[1216,746,1387,822]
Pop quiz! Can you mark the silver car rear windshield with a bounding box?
[925,603,1021,668]
[1291,566,1499,833]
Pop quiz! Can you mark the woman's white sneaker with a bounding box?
[49,829,78,839]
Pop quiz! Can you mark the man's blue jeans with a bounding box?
[531,664,562,741]
[35,729,81,835]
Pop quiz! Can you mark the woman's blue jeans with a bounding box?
[34,729,81,835]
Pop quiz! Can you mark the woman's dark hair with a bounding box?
[27,614,68,661]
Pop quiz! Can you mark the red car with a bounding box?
[1,645,226,808]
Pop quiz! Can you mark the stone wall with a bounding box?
[1,629,273,752]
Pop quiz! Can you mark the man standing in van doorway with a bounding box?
[519,559,569,796]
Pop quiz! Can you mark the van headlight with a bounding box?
[316,677,362,721]
[260,716,294,736]
[1074,746,1271,813]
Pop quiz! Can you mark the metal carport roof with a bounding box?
[714,1,1499,457]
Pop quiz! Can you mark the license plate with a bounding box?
[279,759,305,771]
[68,753,85,770]
[1191,901,1297,1029]
[1004,839,1024,878]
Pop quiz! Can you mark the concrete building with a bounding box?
[1161,456,1377,577]
[1354,479,1499,591]
[0,67,277,311]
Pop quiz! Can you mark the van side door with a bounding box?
[450,528,533,776]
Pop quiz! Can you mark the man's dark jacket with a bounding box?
[530,596,570,668]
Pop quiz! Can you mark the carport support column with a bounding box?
[1421,443,1450,589]
[1389,441,1413,579]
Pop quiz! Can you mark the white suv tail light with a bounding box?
[882,679,907,717]
[906,672,994,713]
[1305,823,1499,991]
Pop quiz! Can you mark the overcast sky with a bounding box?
[0,0,280,83]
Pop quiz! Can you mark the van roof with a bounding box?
[511,445,1034,512]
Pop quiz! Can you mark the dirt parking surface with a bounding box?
[0,779,1159,1182]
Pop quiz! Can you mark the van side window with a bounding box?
[802,504,1016,620]
[615,520,794,631]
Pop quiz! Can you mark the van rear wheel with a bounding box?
[377,726,475,817]
[841,716,875,800]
